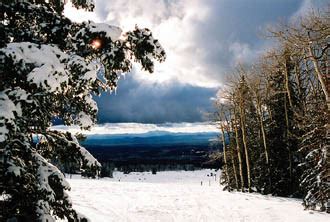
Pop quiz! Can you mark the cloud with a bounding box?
[290,0,328,22]
[63,0,319,123]
[94,74,217,123]
[65,0,304,88]
[51,122,218,135]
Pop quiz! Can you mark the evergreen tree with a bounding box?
[0,0,165,221]
[265,54,300,196]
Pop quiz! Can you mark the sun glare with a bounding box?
[91,39,102,49]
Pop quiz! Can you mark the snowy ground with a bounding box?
[67,170,328,222]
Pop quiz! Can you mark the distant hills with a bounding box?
[81,131,219,148]
[80,131,222,171]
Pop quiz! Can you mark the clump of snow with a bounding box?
[84,94,98,111]
[88,21,122,41]
[0,91,21,142]
[73,21,122,42]
[35,152,70,196]
[68,55,98,82]
[27,65,69,92]
[34,152,71,221]
[2,43,69,92]
[7,165,22,177]
[71,134,100,167]
[80,146,101,167]
[8,87,30,102]
[1,43,104,94]
[76,111,94,128]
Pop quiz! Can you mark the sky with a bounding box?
[64,0,327,124]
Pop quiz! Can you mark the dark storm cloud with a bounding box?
[186,0,305,81]
[95,74,217,123]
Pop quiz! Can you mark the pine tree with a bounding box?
[265,55,300,196]
[0,0,166,221]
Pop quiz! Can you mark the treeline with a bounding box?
[214,10,329,212]
[99,162,202,177]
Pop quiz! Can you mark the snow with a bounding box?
[67,170,328,222]
[0,91,21,142]
[88,21,122,41]
[2,42,101,129]
[1,43,101,95]
[84,94,98,111]
[8,88,30,102]
[1,43,69,92]
[34,152,71,221]
[7,165,22,176]
[76,111,94,128]
[68,55,98,81]
[28,64,69,92]
[73,21,122,42]
[80,146,101,167]
[34,152,70,196]
[71,135,101,167]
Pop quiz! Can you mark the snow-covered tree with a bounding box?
[0,0,165,221]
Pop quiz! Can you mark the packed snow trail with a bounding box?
[67,170,328,222]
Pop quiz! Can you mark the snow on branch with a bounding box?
[34,151,71,221]
[76,21,123,41]
[0,91,22,142]
[1,43,70,92]
[70,134,101,167]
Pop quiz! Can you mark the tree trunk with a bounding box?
[220,124,231,189]
[230,150,239,190]
[284,59,293,107]
[239,101,252,192]
[224,111,239,190]
[233,113,244,191]
[225,120,238,190]
[324,48,330,213]
[308,46,329,101]
[254,87,270,165]
[284,95,293,193]
[256,97,272,189]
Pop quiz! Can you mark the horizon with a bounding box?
[51,122,219,135]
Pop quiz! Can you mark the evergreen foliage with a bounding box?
[0,0,165,221]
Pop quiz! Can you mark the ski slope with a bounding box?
[67,170,328,222]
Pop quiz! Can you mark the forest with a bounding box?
[214,9,329,212]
